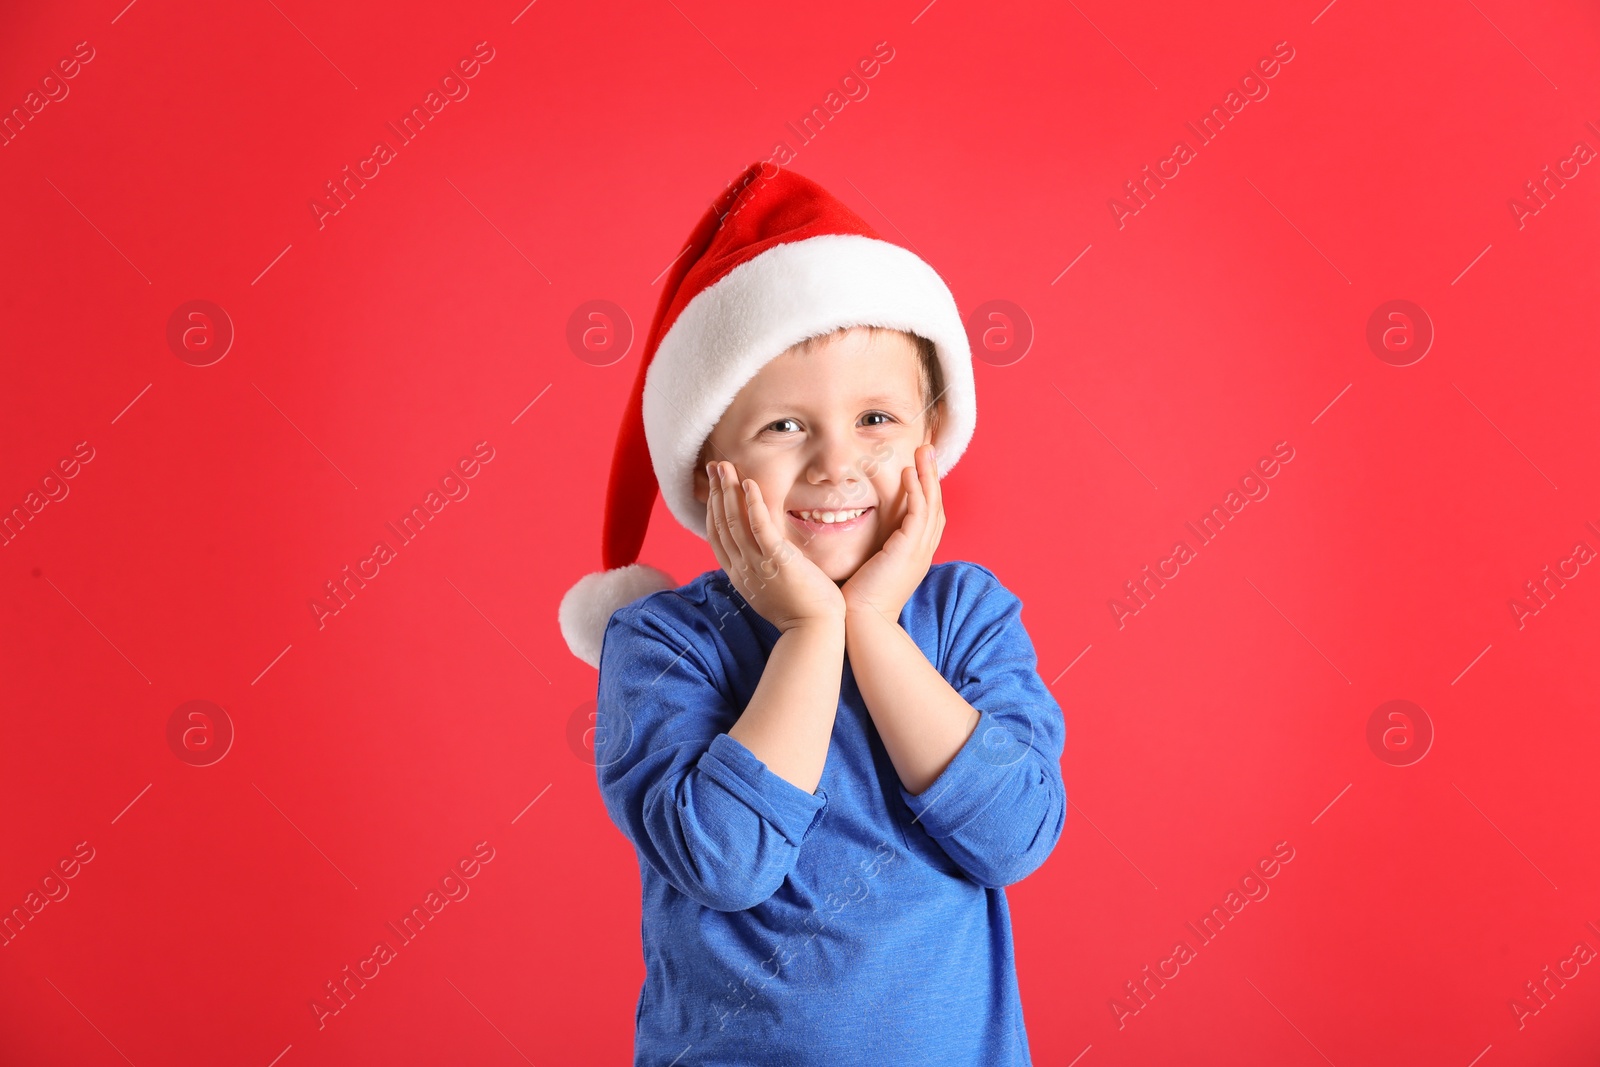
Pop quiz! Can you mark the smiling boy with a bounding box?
[559,163,1067,1066]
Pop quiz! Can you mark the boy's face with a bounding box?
[691,327,936,584]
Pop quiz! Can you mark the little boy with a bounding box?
[558,163,1067,1066]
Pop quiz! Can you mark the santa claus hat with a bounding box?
[558,161,977,667]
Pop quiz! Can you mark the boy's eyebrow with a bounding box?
[747,394,911,417]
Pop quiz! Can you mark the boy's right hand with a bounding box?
[706,460,846,634]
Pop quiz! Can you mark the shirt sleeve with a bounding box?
[594,603,829,912]
[896,573,1068,889]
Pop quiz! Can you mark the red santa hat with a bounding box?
[558,162,977,667]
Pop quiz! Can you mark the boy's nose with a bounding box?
[804,435,872,503]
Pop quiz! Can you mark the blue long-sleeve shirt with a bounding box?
[594,560,1068,1066]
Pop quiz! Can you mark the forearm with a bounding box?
[727,618,845,794]
[845,606,978,796]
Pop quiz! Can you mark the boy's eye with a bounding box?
[763,413,895,434]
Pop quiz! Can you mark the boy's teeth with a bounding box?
[795,508,867,524]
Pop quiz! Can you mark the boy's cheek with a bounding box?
[756,493,786,530]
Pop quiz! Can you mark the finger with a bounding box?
[902,461,926,529]
[704,461,719,540]
[705,464,735,573]
[920,446,943,546]
[742,479,784,560]
[712,463,745,571]
[720,463,762,563]
[711,461,741,557]
[908,447,934,521]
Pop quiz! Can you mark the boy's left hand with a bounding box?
[841,444,945,623]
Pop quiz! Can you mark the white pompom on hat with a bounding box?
[558,161,977,667]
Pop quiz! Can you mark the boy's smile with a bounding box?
[786,507,875,534]
[692,325,939,584]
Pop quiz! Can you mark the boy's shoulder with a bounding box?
[594,571,726,682]
[906,560,1021,630]
[609,568,724,625]
[922,559,1007,599]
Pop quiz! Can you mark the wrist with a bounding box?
[844,601,902,629]
[778,613,847,639]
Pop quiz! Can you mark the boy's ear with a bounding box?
[690,440,713,505]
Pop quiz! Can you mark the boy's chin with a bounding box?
[787,536,877,585]
[808,552,867,585]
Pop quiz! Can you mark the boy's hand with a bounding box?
[706,460,846,634]
[841,444,945,624]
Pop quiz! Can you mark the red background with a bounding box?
[3,0,1598,1063]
